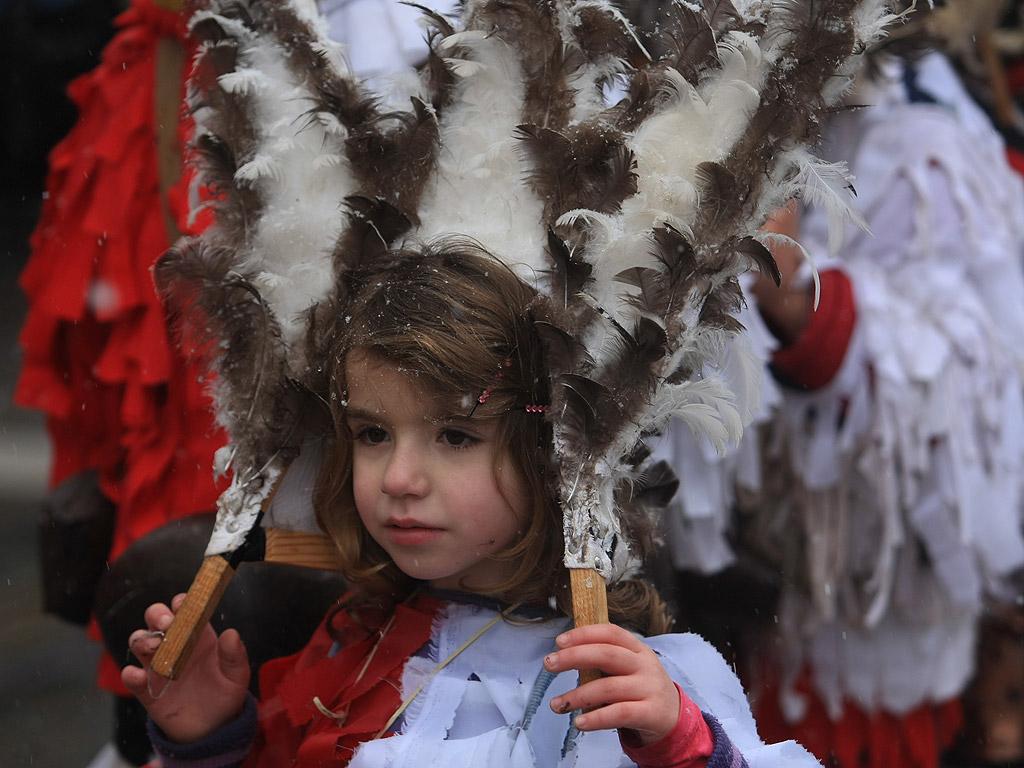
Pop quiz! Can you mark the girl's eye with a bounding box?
[439,428,477,449]
[355,425,389,445]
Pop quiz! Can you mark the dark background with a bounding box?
[0,1,125,765]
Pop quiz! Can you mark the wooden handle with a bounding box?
[151,555,237,679]
[264,529,342,571]
[980,33,1014,128]
[570,567,609,687]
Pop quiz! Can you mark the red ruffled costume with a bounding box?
[751,665,963,768]
[16,0,225,693]
[246,595,441,767]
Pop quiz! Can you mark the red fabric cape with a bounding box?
[17,0,225,693]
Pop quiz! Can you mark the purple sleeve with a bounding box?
[704,713,748,768]
[147,692,258,768]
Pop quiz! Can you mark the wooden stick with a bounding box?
[151,555,237,679]
[153,34,185,247]
[151,468,289,679]
[980,32,1014,128]
[264,529,342,571]
[570,567,609,687]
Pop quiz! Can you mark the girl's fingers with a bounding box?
[143,602,175,633]
[551,680,681,744]
[216,629,251,688]
[556,624,647,653]
[549,674,651,714]
[572,700,663,736]
[121,664,150,700]
[127,629,166,663]
[544,642,642,677]
[545,626,681,743]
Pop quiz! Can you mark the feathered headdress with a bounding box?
[151,0,895,676]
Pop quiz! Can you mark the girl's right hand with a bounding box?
[122,594,251,744]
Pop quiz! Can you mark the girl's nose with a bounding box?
[380,443,429,497]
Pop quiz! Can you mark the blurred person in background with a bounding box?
[656,2,1024,766]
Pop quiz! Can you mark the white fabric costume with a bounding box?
[655,50,1024,725]
[767,51,1024,719]
[319,0,457,103]
[346,600,821,768]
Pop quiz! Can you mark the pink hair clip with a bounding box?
[467,355,514,417]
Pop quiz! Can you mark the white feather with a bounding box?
[784,147,868,254]
[218,67,271,95]
[235,154,282,183]
[445,57,489,78]
[414,28,547,277]
[222,10,358,372]
[759,231,822,310]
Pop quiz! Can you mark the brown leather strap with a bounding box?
[154,33,186,245]
[152,0,187,12]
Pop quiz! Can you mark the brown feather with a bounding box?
[556,372,617,454]
[705,0,861,239]
[517,122,637,223]
[155,238,296,469]
[202,41,240,78]
[653,2,719,85]
[523,44,587,131]
[533,318,595,375]
[704,0,761,37]
[415,5,460,113]
[615,266,674,317]
[255,2,383,136]
[187,20,263,249]
[730,236,781,286]
[697,278,746,332]
[599,315,668,418]
[628,459,680,509]
[546,228,595,305]
[609,67,666,132]
[347,98,440,221]
[332,196,413,278]
[571,3,649,67]
[649,224,699,294]
[693,161,747,239]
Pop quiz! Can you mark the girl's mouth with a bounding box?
[386,519,443,546]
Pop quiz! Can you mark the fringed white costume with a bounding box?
[657,45,1024,768]
[762,50,1024,720]
[346,600,817,768]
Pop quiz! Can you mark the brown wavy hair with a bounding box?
[315,240,671,635]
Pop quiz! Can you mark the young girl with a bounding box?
[123,243,820,768]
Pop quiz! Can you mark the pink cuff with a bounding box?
[619,683,715,768]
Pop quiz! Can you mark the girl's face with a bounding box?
[344,351,530,592]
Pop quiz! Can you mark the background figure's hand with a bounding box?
[122,594,250,744]
[543,623,681,746]
[751,201,814,346]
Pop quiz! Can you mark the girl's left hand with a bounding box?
[543,623,680,746]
